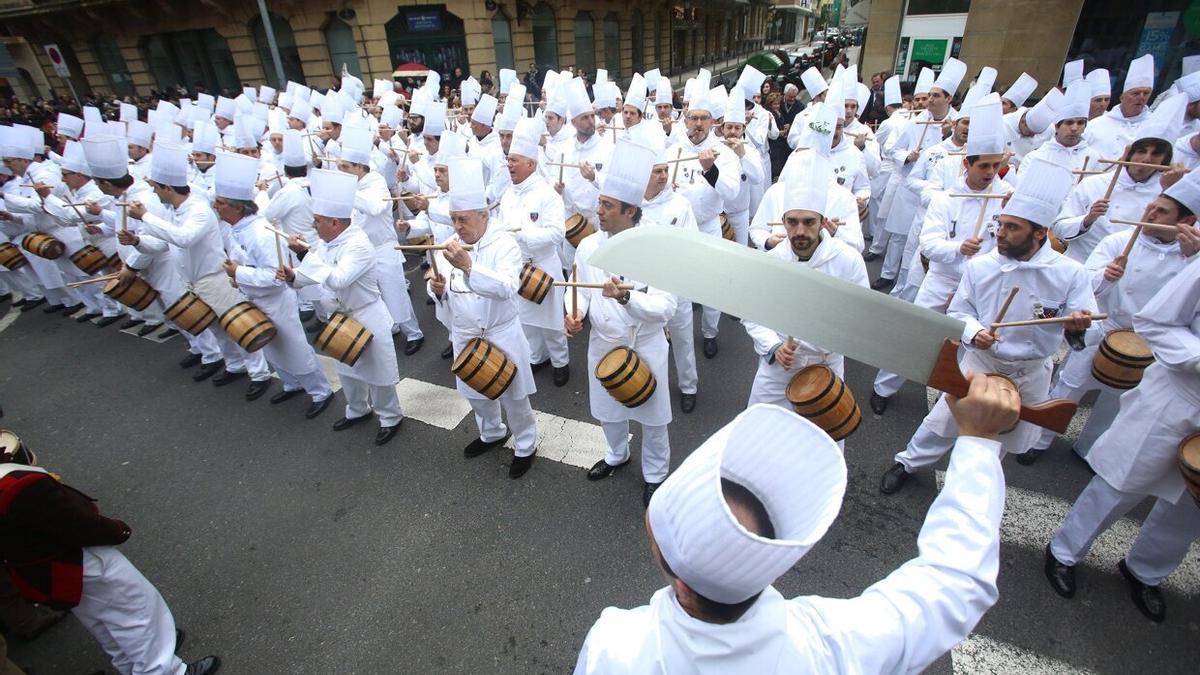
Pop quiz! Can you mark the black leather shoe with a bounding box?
[404,337,424,355]
[1016,447,1045,466]
[60,303,84,315]
[465,433,511,458]
[587,458,629,481]
[869,392,889,416]
[1118,559,1166,622]
[870,276,896,292]
[96,314,123,328]
[509,452,535,478]
[184,655,220,675]
[1044,544,1076,598]
[270,388,304,404]
[441,343,454,359]
[680,393,697,414]
[305,397,332,419]
[137,323,161,336]
[643,481,663,507]
[879,462,911,495]
[375,422,401,446]
[19,297,45,312]
[245,379,271,401]
[212,370,246,387]
[530,359,551,373]
[42,303,65,314]
[11,297,27,308]
[179,353,202,369]
[76,311,101,323]
[333,413,373,431]
[702,337,718,359]
[298,309,315,323]
[159,327,179,339]
[552,365,570,386]
[863,251,880,262]
[119,316,143,329]
[193,361,222,382]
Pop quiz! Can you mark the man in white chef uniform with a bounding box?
[212,152,334,417]
[281,168,403,446]
[429,158,539,479]
[1085,54,1155,162]
[566,139,678,507]
[574,373,1021,673]
[1045,246,1200,624]
[880,159,1097,495]
[496,117,571,386]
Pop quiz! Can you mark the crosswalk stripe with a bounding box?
[393,377,473,430]
[0,307,19,335]
[951,634,1096,674]
[935,471,1200,596]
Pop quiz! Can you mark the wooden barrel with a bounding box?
[452,337,516,400]
[920,253,930,273]
[407,234,433,247]
[785,365,862,441]
[0,242,28,270]
[1178,432,1200,504]
[164,291,218,336]
[518,263,553,304]
[595,346,657,408]
[401,194,424,214]
[720,212,734,241]
[315,311,374,366]
[103,276,159,310]
[218,302,277,353]
[22,233,65,260]
[70,244,108,275]
[1048,231,1068,254]
[104,253,122,273]
[565,213,594,248]
[1091,329,1153,390]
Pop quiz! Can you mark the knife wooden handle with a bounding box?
[925,340,1077,433]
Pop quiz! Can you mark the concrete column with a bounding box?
[860,0,904,79]
[958,0,1083,90]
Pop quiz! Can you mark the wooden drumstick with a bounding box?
[571,262,578,318]
[553,281,634,290]
[1076,157,1090,184]
[1120,225,1143,260]
[264,224,310,250]
[120,200,129,233]
[671,147,683,187]
[971,190,993,239]
[558,152,566,184]
[66,272,120,287]
[1099,158,1172,171]
[395,243,474,251]
[1102,146,1129,200]
[1108,218,1182,236]
[989,287,1021,334]
[273,223,285,271]
[992,313,1108,329]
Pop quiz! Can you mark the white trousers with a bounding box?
[71,547,185,675]
[871,282,924,398]
[342,377,403,427]
[867,229,889,256]
[879,233,906,281]
[701,306,722,339]
[468,396,537,457]
[667,302,698,394]
[1033,347,1122,454]
[0,267,43,300]
[602,421,670,483]
[277,365,333,402]
[214,331,270,381]
[1051,475,1200,586]
[726,209,750,246]
[524,324,570,369]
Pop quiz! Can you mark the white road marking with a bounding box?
[316,354,342,392]
[935,471,1200,595]
[393,377,473,430]
[507,410,609,469]
[0,307,19,335]
[951,634,1096,674]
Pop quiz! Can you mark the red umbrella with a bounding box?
[392,62,432,79]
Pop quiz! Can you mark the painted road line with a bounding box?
[316,355,343,392]
[394,377,473,430]
[509,410,609,469]
[951,634,1096,674]
[0,307,19,335]
[935,471,1200,595]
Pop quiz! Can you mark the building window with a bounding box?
[92,35,135,97]
[631,11,644,74]
[906,0,972,14]
[385,6,469,80]
[492,10,515,71]
[250,13,305,88]
[655,10,666,72]
[325,16,361,79]
[139,30,238,97]
[603,13,620,78]
[532,2,558,73]
[575,11,595,77]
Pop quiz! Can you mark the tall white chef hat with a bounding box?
[1055,82,1091,123]
[380,104,404,129]
[648,404,845,605]
[372,78,393,99]
[58,141,90,175]
[854,83,870,117]
[309,91,325,112]
[282,129,307,168]
[975,66,998,97]
[655,83,673,107]
[628,118,668,165]
[422,101,447,138]
[338,124,373,166]
[196,93,215,113]
[213,151,259,201]
[689,69,714,113]
[215,96,236,121]
[724,95,747,126]
[594,81,618,110]
[1063,60,1084,87]
[1134,92,1186,144]
[595,68,608,86]
[1087,68,1111,99]
[192,120,220,155]
[119,102,138,123]
[825,75,845,122]
[1165,163,1200,214]
[461,77,482,107]
[955,80,990,117]
[545,83,570,119]
[644,68,662,95]
[625,74,648,113]
[499,68,517,95]
[18,125,43,158]
[1003,73,1038,108]
[599,139,655,206]
[1001,158,1074,227]
[289,97,312,124]
[309,168,357,219]
[259,85,277,106]
[793,102,837,158]
[496,85,527,132]
[509,117,542,162]
[81,135,128,179]
[932,58,967,97]
[565,78,593,119]
[472,94,499,127]
[801,67,827,100]
[1022,87,1065,134]
[884,75,902,107]
[914,67,935,95]
[56,113,84,140]
[341,72,365,103]
[735,65,767,102]
[682,77,697,104]
[232,115,266,150]
[708,85,729,120]
[782,152,833,218]
[965,93,1006,156]
[435,132,469,166]
[126,120,154,150]
[149,141,188,187]
[447,157,487,212]
[1176,71,1200,103]
[1124,54,1155,93]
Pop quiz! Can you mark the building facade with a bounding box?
[0,0,777,101]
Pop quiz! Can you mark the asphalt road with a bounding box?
[1,255,1196,674]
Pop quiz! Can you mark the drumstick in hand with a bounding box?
[1120,225,1143,260]
[989,287,1020,335]
[571,262,578,318]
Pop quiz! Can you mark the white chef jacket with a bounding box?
[1001,110,1054,169]
[667,132,740,233]
[1084,107,1149,163]
[885,108,956,236]
[96,181,182,300]
[1053,168,1160,263]
[1084,228,1195,340]
[828,138,872,202]
[1016,137,1102,185]
[561,132,614,230]
[137,194,226,286]
[262,178,316,242]
[496,172,567,331]
[640,188,699,234]
[1172,133,1200,170]
[918,176,1011,293]
[750,181,864,252]
[351,171,395,248]
[575,435,1005,675]
[721,140,765,215]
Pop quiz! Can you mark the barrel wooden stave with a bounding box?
[22,233,65,260]
[452,337,516,400]
[720,213,734,241]
[315,311,374,366]
[565,213,594,248]
[164,291,218,336]
[1091,329,1154,390]
[218,302,277,353]
[1178,433,1200,504]
[785,365,862,441]
[0,243,28,270]
[103,276,159,310]
[70,244,109,275]
[595,347,657,408]
[518,263,553,304]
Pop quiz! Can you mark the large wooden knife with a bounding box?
[591,226,1076,432]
